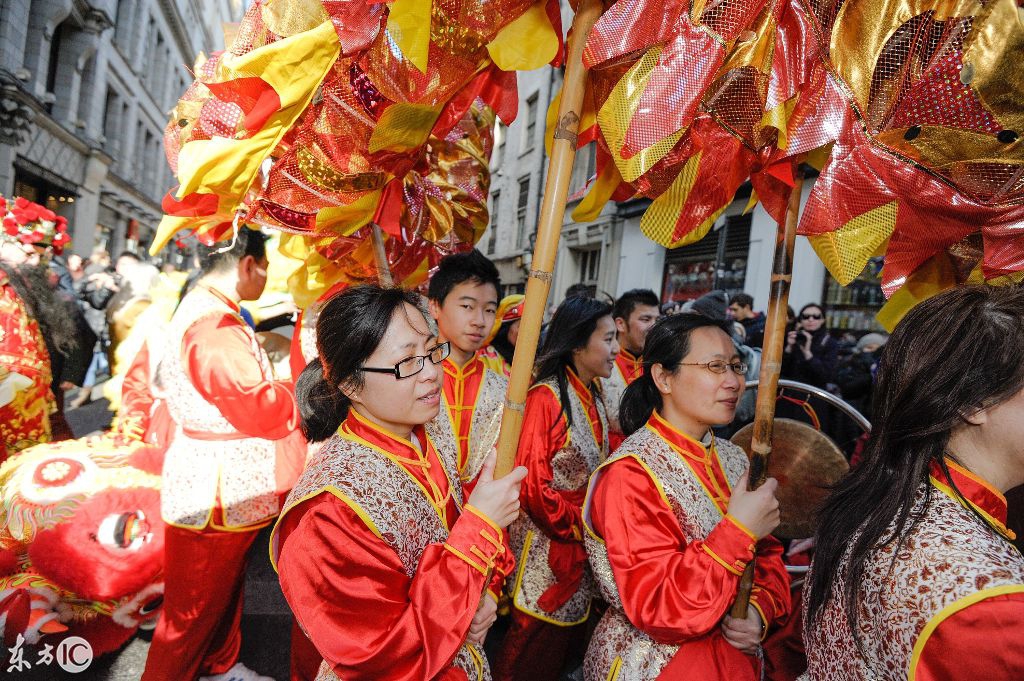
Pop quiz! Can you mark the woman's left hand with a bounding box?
[466,594,498,645]
[721,605,764,655]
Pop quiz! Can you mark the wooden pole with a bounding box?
[370,223,395,286]
[730,170,804,618]
[494,0,603,477]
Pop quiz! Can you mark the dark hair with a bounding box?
[492,322,516,364]
[295,285,423,441]
[805,286,1024,644]
[798,302,824,317]
[564,283,592,300]
[427,249,500,304]
[116,251,141,263]
[729,293,754,309]
[0,262,77,355]
[195,227,267,275]
[534,296,613,428]
[619,313,732,435]
[176,269,202,308]
[612,288,660,322]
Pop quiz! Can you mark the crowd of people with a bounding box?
[2,219,1022,681]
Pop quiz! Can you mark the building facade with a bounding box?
[0,0,242,258]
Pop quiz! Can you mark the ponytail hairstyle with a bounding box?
[619,313,732,436]
[805,285,1024,647]
[295,285,423,441]
[535,295,613,427]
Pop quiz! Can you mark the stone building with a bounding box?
[0,0,242,257]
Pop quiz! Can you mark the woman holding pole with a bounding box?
[581,313,790,680]
[493,296,617,681]
[804,286,1024,680]
[271,286,525,680]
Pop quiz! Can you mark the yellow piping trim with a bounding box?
[725,514,757,541]
[466,644,485,679]
[464,504,502,534]
[703,544,745,576]
[567,367,605,456]
[208,517,272,533]
[510,529,592,626]
[444,543,489,576]
[930,477,1015,541]
[945,459,1007,505]
[605,656,623,681]
[646,417,731,515]
[269,485,383,573]
[442,357,481,475]
[749,598,769,641]
[909,584,1024,680]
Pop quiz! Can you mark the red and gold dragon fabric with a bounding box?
[570,0,1023,325]
[0,437,165,655]
[153,0,557,297]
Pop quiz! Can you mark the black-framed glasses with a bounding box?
[800,313,823,320]
[680,360,748,376]
[362,342,451,379]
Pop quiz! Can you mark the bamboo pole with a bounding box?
[494,0,603,477]
[370,223,395,286]
[731,170,805,618]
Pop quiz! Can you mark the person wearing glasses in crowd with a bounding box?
[782,303,838,389]
[426,251,509,495]
[581,313,791,680]
[273,286,525,680]
[780,303,840,434]
[493,296,618,681]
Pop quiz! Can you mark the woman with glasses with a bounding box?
[493,296,618,681]
[580,314,791,680]
[783,303,838,389]
[271,285,526,680]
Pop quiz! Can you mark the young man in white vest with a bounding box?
[426,250,508,496]
[142,228,305,681]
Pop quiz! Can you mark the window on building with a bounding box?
[661,212,752,304]
[487,191,500,255]
[492,122,505,169]
[573,248,601,297]
[569,143,598,196]
[142,130,155,190]
[516,176,530,249]
[522,93,538,154]
[102,90,119,154]
[44,23,68,107]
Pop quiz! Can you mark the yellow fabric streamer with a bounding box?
[386,0,433,73]
[808,201,896,285]
[639,151,728,248]
[151,20,340,254]
[279,234,347,310]
[368,103,442,154]
[598,46,684,182]
[876,254,958,331]
[486,2,559,71]
[572,160,625,222]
